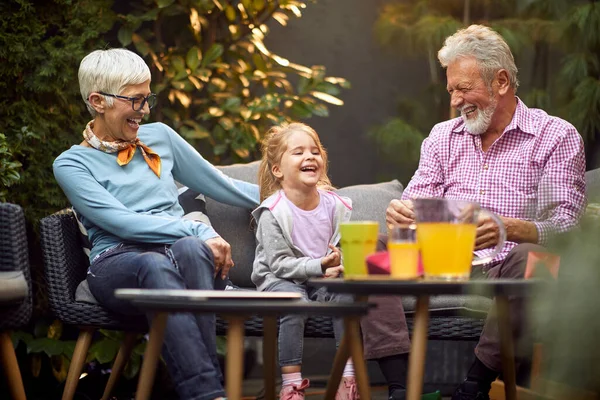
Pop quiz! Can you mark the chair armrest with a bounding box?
[40,209,89,309]
[0,203,33,328]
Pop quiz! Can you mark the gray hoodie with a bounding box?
[251,189,353,292]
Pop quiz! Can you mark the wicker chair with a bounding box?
[40,210,147,400]
[0,203,32,400]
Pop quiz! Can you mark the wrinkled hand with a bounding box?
[386,199,415,229]
[324,266,344,278]
[475,214,505,251]
[321,244,342,269]
[205,237,234,279]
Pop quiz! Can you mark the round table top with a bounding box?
[308,277,545,297]
[114,288,373,316]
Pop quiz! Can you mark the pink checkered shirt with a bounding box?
[402,98,586,264]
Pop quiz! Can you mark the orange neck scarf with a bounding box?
[82,120,161,178]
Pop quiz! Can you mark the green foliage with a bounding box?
[0,0,117,224]
[116,0,349,163]
[372,0,600,172]
[0,133,22,201]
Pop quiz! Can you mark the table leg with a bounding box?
[262,316,277,400]
[345,316,371,400]
[136,312,168,400]
[407,295,430,400]
[496,295,517,400]
[226,316,245,400]
[324,331,349,400]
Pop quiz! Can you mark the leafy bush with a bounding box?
[117,0,349,164]
[0,0,117,224]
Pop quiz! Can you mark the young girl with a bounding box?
[251,122,358,400]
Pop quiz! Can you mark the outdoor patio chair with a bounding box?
[0,203,32,400]
[40,209,147,400]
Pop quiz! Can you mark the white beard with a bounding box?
[460,100,497,135]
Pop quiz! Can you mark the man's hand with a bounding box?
[321,244,342,270]
[205,237,234,279]
[475,214,505,250]
[386,199,415,228]
[324,266,344,278]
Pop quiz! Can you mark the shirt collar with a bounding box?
[451,96,537,136]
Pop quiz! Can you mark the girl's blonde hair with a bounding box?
[258,122,333,202]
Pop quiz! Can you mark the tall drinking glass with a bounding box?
[413,198,506,281]
[388,224,419,279]
[340,221,379,278]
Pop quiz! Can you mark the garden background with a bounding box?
[1,0,599,398]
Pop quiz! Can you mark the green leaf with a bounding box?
[155,0,176,8]
[62,341,77,359]
[117,26,134,47]
[186,46,202,71]
[213,143,228,155]
[312,103,329,117]
[170,56,186,73]
[89,338,120,364]
[253,0,265,12]
[11,331,33,348]
[202,44,224,67]
[124,354,142,379]
[27,338,65,357]
[225,5,236,22]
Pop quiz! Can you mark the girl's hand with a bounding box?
[324,266,344,278]
[321,244,342,270]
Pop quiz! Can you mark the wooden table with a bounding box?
[309,278,542,400]
[114,289,373,400]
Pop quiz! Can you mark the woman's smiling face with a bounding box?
[94,80,152,142]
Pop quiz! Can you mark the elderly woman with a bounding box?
[53,48,259,400]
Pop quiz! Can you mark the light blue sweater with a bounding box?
[54,122,259,262]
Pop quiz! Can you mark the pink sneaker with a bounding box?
[336,376,359,400]
[279,379,310,400]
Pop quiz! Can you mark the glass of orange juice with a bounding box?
[413,198,506,281]
[388,224,419,279]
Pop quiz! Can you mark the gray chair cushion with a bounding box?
[206,162,260,288]
[402,294,492,316]
[337,180,404,234]
[75,279,98,304]
[0,271,28,303]
[585,168,600,202]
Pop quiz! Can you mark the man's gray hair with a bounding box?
[438,24,519,91]
[79,48,151,117]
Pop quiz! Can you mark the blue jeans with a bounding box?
[263,279,354,367]
[87,237,227,400]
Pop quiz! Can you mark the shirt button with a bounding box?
[483,164,488,170]
[480,189,485,195]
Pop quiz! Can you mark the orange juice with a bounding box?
[417,222,476,280]
[388,242,420,279]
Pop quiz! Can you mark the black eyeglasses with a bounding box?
[99,92,157,111]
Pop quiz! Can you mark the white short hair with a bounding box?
[78,48,151,117]
[438,24,519,91]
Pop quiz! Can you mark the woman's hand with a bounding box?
[205,237,234,279]
[324,266,344,278]
[321,244,342,270]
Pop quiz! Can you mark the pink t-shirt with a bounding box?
[282,190,336,259]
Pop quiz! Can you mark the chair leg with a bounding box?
[62,328,95,400]
[0,331,27,400]
[101,332,138,400]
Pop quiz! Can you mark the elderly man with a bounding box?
[363,24,586,400]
